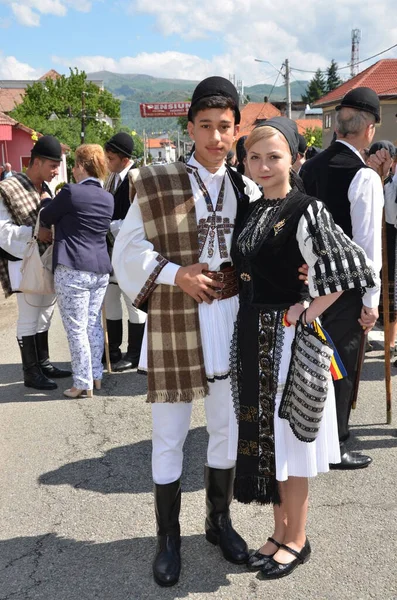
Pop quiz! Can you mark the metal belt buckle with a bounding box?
[217,271,225,283]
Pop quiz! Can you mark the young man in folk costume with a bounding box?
[103,132,146,372]
[112,77,261,587]
[0,136,71,390]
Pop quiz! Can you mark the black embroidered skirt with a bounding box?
[232,303,284,505]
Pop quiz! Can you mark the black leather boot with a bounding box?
[17,336,57,390]
[153,480,181,587]
[204,466,249,564]
[113,322,145,372]
[35,331,71,378]
[102,319,123,365]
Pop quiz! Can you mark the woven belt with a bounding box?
[203,265,238,301]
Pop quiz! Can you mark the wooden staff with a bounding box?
[102,305,112,374]
[351,333,366,411]
[381,209,392,424]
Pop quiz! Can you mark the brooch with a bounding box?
[273,219,286,236]
[240,272,251,282]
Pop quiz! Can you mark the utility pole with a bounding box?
[81,91,86,144]
[284,59,291,119]
[143,129,147,165]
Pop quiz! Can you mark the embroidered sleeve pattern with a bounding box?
[134,255,169,308]
[298,200,377,297]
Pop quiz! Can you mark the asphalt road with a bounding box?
[1,296,397,600]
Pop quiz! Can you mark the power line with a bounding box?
[267,66,283,103]
[290,41,397,75]
[289,71,309,97]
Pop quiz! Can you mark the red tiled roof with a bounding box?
[39,70,61,81]
[0,112,16,126]
[0,88,25,113]
[147,138,176,149]
[295,119,323,133]
[314,59,397,106]
[237,102,281,138]
[0,110,70,152]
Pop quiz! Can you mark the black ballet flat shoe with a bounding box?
[258,538,311,580]
[247,537,281,571]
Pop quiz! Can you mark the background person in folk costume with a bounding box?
[292,134,308,173]
[103,132,146,372]
[112,77,262,587]
[367,141,397,359]
[0,163,16,181]
[0,136,71,391]
[300,88,384,470]
[231,118,378,580]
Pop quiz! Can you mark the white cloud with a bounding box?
[10,4,40,26]
[130,0,397,83]
[5,0,94,26]
[53,51,215,81]
[0,54,43,79]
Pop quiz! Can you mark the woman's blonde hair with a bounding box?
[75,144,107,180]
[245,126,290,154]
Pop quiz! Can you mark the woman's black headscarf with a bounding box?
[257,117,300,163]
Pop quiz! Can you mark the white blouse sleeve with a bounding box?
[112,196,180,308]
[0,196,32,259]
[296,199,379,299]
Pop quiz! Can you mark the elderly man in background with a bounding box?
[300,87,384,470]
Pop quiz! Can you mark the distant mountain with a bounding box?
[88,71,309,135]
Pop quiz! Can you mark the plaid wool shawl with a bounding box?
[130,163,209,403]
[0,173,46,297]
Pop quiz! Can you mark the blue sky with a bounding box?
[1,1,397,85]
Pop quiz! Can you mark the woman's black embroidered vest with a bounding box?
[300,142,369,239]
[233,190,313,308]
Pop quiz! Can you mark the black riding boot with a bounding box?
[204,466,249,564]
[102,319,123,365]
[17,336,57,390]
[113,322,145,372]
[153,480,182,587]
[35,331,71,378]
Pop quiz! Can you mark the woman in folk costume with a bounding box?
[112,77,261,587]
[231,118,378,579]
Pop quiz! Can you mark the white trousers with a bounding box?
[55,265,109,389]
[16,292,56,338]
[104,281,146,324]
[151,378,237,484]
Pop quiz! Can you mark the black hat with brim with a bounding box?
[105,132,134,158]
[31,135,62,161]
[335,87,380,123]
[188,76,240,124]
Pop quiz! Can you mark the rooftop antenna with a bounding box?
[351,29,361,78]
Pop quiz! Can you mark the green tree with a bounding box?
[326,59,343,93]
[302,69,326,105]
[177,115,188,134]
[11,68,121,170]
[303,127,323,148]
[116,126,144,159]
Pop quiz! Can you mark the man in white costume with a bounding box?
[112,77,261,587]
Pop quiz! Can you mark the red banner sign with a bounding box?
[140,102,191,118]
